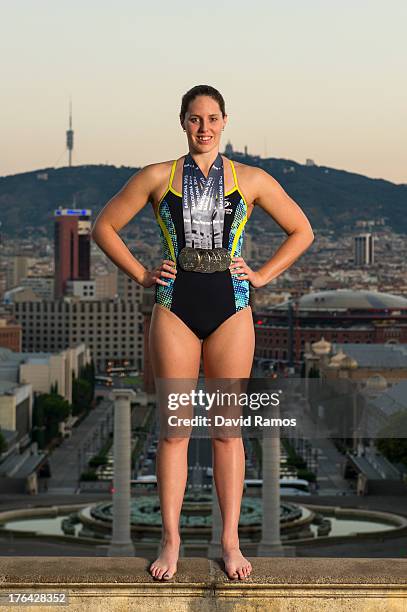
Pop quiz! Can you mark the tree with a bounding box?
[32,392,71,448]
[72,377,93,416]
[376,410,407,468]
[0,429,7,454]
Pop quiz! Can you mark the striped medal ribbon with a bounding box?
[179,153,230,272]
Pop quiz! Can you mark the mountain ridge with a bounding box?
[0,156,405,235]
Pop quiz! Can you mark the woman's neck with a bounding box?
[188,149,220,177]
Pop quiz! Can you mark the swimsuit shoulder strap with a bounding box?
[169,159,177,190]
[229,159,239,190]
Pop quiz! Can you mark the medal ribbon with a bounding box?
[182,153,225,249]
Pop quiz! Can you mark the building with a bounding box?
[0,317,22,352]
[0,341,90,493]
[0,344,90,403]
[12,299,143,372]
[354,233,374,266]
[255,289,407,365]
[6,256,30,290]
[117,268,144,302]
[20,276,54,300]
[54,208,91,298]
[223,141,261,163]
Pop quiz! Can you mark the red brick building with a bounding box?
[255,289,407,366]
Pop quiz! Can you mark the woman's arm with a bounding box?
[91,164,175,287]
[231,167,314,288]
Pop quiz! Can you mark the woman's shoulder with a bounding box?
[136,160,180,207]
[139,159,176,178]
[222,156,263,180]
[131,159,178,191]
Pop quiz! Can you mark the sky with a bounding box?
[1,0,406,184]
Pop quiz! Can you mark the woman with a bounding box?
[91,84,314,581]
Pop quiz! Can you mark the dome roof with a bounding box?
[328,349,348,367]
[311,337,331,355]
[294,290,407,310]
[327,360,341,369]
[340,355,358,369]
[364,374,388,393]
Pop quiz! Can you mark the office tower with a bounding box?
[54,208,91,298]
[354,233,374,266]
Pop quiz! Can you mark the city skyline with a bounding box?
[1,0,406,184]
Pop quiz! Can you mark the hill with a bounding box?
[0,157,405,236]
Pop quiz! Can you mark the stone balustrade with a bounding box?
[0,557,406,611]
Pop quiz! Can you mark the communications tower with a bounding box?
[66,99,74,167]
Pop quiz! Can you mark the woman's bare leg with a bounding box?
[148,304,202,580]
[202,306,255,580]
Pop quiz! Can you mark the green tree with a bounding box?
[0,429,7,454]
[72,377,93,416]
[32,392,71,448]
[376,410,407,468]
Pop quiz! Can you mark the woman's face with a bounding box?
[182,95,227,154]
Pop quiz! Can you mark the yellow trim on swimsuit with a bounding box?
[229,159,248,206]
[156,210,176,263]
[169,159,182,196]
[229,160,248,257]
[155,160,177,262]
[156,157,248,260]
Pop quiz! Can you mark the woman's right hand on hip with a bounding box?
[141,259,177,287]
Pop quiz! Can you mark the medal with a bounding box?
[178,246,201,271]
[195,249,213,273]
[180,152,230,273]
[207,248,222,272]
[212,247,231,272]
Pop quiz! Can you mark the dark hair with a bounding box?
[180,85,226,125]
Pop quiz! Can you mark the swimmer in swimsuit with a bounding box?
[91,84,314,582]
[154,154,250,339]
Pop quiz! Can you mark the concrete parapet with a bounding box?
[0,557,406,611]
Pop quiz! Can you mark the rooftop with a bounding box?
[333,343,407,368]
[278,290,407,311]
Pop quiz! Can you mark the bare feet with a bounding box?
[222,545,252,580]
[149,535,180,580]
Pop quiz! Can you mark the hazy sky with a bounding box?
[1,0,406,183]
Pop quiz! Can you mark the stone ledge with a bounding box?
[1,557,406,611]
[2,557,407,584]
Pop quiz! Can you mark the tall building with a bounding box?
[12,298,143,372]
[354,233,374,266]
[7,256,30,289]
[54,208,91,298]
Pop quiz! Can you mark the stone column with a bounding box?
[257,432,285,556]
[108,389,136,557]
